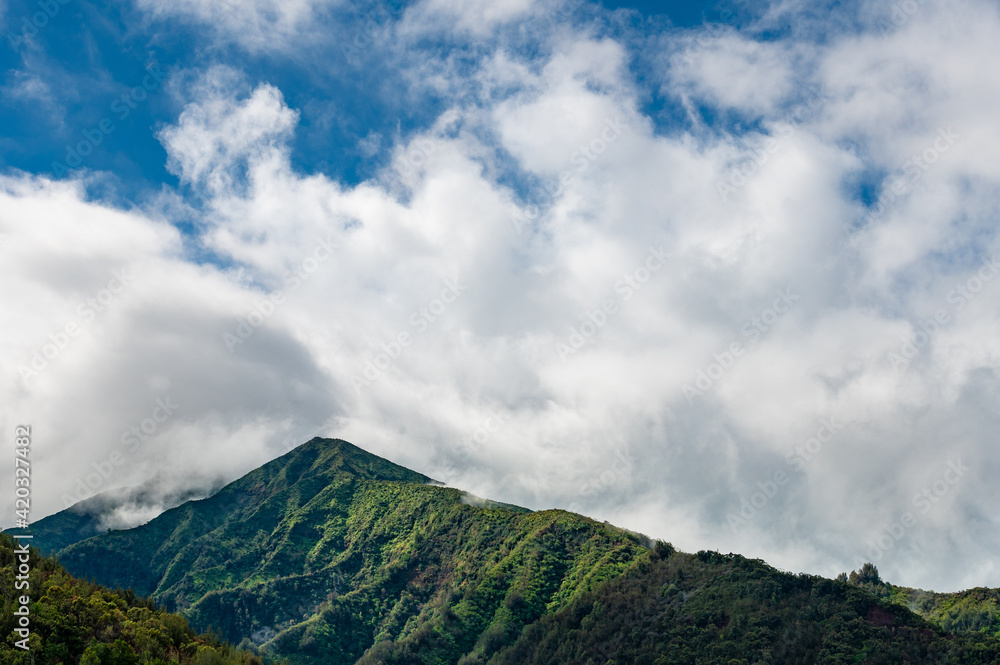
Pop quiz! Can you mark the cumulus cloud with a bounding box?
[159,70,299,196]
[3,0,1000,593]
[668,29,800,115]
[130,0,340,50]
[128,0,544,51]
[0,174,340,524]
[401,0,539,36]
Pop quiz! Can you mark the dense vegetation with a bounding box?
[841,563,1000,640]
[13,437,1000,664]
[490,548,1000,664]
[0,534,267,665]
[49,439,651,664]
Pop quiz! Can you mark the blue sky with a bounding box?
[0,0,760,199]
[3,0,1000,593]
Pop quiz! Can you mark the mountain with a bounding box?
[0,533,266,665]
[24,437,1000,664]
[50,438,437,597]
[47,438,651,664]
[7,478,216,556]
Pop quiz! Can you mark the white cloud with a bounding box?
[131,0,339,50]
[159,70,299,197]
[402,0,539,37]
[129,0,541,50]
[669,30,799,115]
[0,175,339,521]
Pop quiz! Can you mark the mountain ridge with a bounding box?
[14,436,1000,664]
[11,437,434,558]
[41,437,654,663]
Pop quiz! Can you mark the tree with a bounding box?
[848,563,881,586]
[653,541,675,560]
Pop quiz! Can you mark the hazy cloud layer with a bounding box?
[2,0,1000,592]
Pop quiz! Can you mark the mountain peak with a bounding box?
[13,437,432,556]
[268,436,433,484]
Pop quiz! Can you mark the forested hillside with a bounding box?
[0,534,267,665]
[842,563,1000,640]
[490,547,1000,665]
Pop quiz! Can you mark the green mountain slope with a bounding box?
[6,481,213,556]
[33,437,1000,664]
[52,438,433,598]
[841,565,1000,640]
[0,533,265,665]
[491,548,1000,665]
[52,438,650,664]
[893,587,1000,638]
[6,505,102,557]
